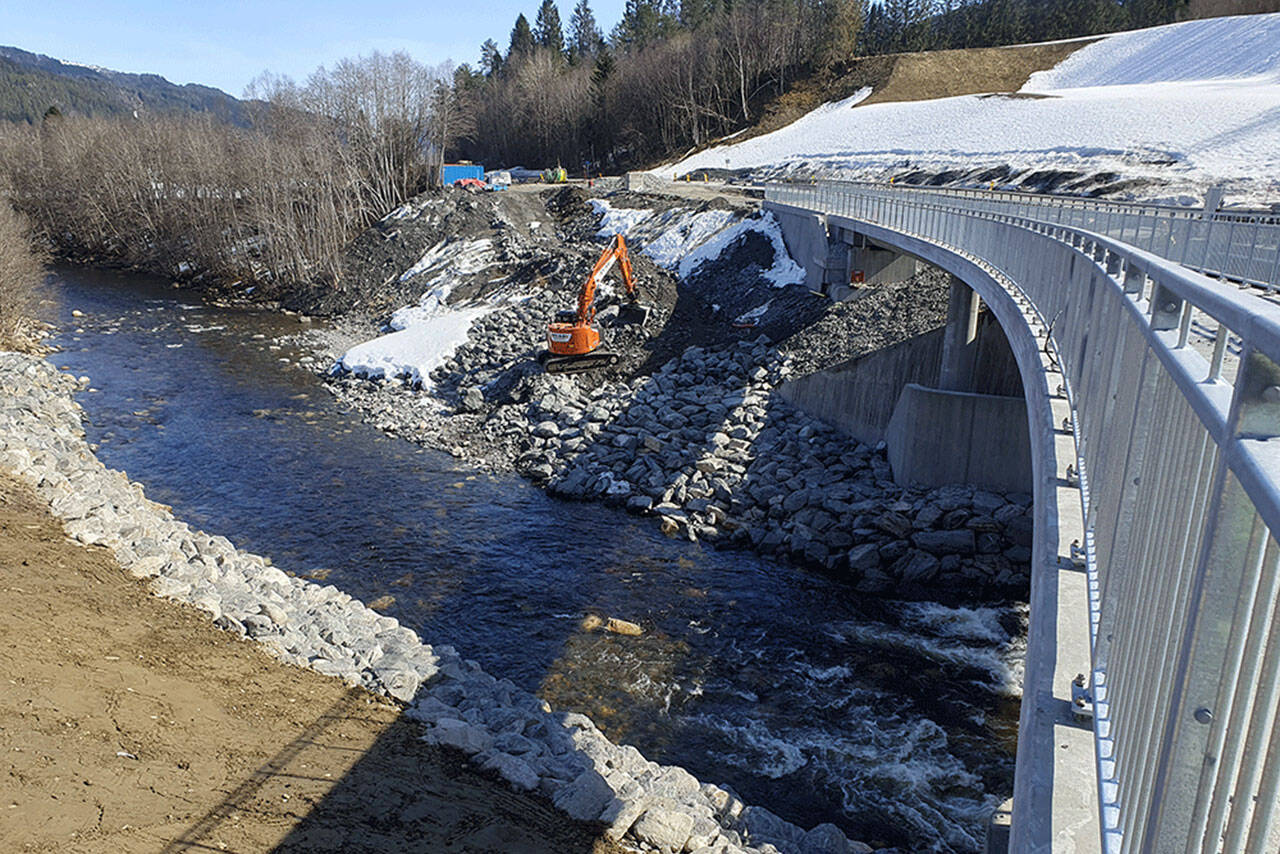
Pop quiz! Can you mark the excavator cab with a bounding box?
[541,233,648,374]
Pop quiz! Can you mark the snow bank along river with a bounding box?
[36,265,1026,853]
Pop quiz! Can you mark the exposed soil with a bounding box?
[857,40,1095,106]
[0,471,623,854]
[692,38,1095,162]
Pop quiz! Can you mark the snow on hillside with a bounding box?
[591,200,805,287]
[337,238,501,385]
[661,14,1280,204]
[1024,15,1280,89]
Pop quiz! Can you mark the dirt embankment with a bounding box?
[0,471,620,854]
[721,38,1093,152]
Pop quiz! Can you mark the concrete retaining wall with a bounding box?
[625,172,671,193]
[769,204,829,291]
[769,201,924,293]
[778,328,946,445]
[885,384,1032,493]
[778,309,1021,446]
[851,244,920,286]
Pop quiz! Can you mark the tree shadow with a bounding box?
[164,686,614,854]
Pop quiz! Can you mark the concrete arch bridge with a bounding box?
[764,181,1280,854]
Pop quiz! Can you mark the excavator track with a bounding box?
[539,350,621,374]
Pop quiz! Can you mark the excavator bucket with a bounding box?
[614,301,651,326]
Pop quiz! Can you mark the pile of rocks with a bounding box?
[515,339,1032,594]
[336,328,1033,595]
[0,351,875,854]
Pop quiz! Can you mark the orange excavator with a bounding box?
[540,233,649,374]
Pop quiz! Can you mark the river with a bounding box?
[45,264,1024,853]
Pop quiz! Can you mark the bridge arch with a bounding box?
[765,183,1280,853]
[770,199,1084,851]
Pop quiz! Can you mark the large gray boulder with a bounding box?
[913,529,976,556]
[632,806,695,853]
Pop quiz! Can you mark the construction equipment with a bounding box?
[540,234,649,374]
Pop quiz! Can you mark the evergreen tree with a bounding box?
[679,0,720,29]
[480,39,503,77]
[535,0,567,55]
[569,0,605,59]
[613,0,676,48]
[815,0,864,69]
[592,46,615,85]
[509,14,536,60]
[984,0,1026,46]
[859,2,887,53]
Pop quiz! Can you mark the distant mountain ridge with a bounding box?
[0,45,247,125]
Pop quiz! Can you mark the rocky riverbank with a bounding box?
[0,350,879,854]
[320,187,1033,598]
[0,470,624,854]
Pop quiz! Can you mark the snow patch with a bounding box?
[338,237,502,386]
[735,300,773,325]
[590,199,655,237]
[590,201,804,288]
[338,306,493,385]
[643,209,739,268]
[659,14,1280,200]
[401,238,495,285]
[678,212,804,287]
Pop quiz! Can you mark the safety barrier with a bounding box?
[766,180,1280,853]
[784,180,1280,292]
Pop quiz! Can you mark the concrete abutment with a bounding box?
[768,200,921,296]
[775,262,1031,493]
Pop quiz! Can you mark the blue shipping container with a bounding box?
[442,164,485,184]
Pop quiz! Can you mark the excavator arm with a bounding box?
[575,234,637,326]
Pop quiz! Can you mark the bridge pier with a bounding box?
[940,277,983,391]
[885,277,1031,493]
[777,262,1032,493]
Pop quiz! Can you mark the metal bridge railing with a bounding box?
[767,181,1280,853]
[782,180,1280,292]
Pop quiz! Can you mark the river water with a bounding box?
[45,264,1024,853]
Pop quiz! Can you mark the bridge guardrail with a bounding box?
[782,179,1280,292]
[766,180,1280,853]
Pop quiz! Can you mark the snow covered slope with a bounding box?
[590,199,804,286]
[662,14,1280,204]
[337,238,501,385]
[1024,15,1280,88]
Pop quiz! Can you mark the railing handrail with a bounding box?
[779,176,1280,223]
[784,178,1280,293]
[765,180,1280,854]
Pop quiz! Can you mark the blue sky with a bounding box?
[1,0,628,96]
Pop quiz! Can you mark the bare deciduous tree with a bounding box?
[0,202,46,350]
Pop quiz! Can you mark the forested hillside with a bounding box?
[0,46,246,125]
[449,0,1278,172]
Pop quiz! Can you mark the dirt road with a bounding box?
[0,471,621,854]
